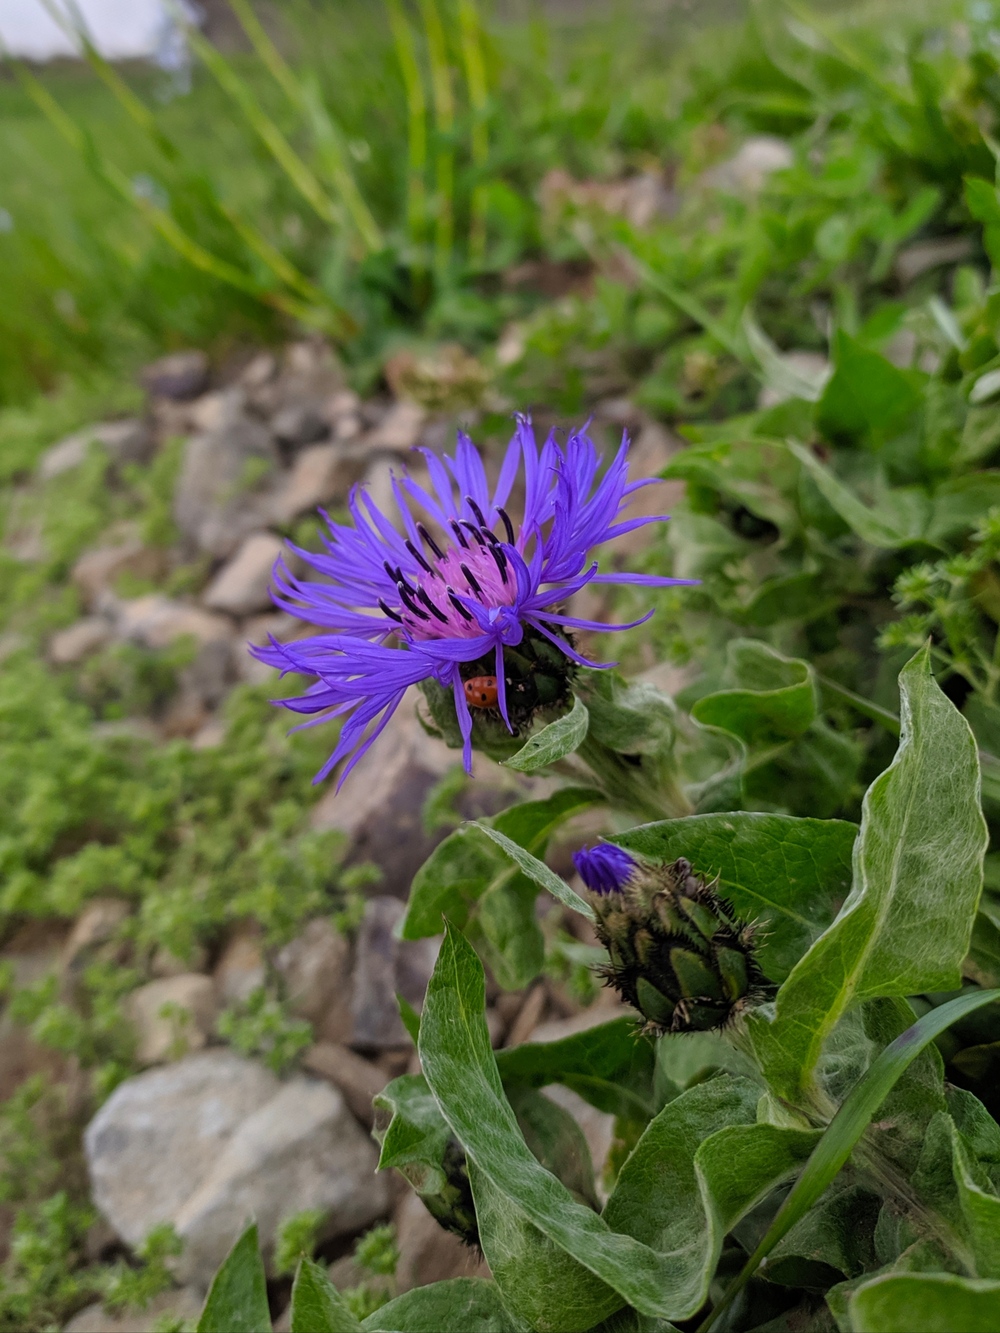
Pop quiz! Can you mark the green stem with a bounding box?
[418,0,455,283]
[816,674,901,737]
[576,735,692,823]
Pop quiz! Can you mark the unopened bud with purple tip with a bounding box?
[573,843,638,895]
[576,848,766,1035]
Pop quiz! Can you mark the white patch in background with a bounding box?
[0,0,185,62]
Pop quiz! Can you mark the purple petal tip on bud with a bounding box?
[573,843,637,895]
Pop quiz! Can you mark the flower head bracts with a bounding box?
[252,417,694,786]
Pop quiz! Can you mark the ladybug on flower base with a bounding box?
[464,676,499,709]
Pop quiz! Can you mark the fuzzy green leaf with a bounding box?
[750,646,988,1100]
[496,1017,656,1120]
[290,1257,363,1333]
[613,812,856,982]
[418,923,709,1323]
[789,442,931,549]
[504,694,589,771]
[691,641,816,748]
[475,825,595,920]
[362,1277,524,1332]
[849,1273,1000,1332]
[603,1079,819,1320]
[816,331,921,442]
[197,1224,271,1333]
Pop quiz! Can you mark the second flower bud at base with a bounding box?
[586,854,766,1035]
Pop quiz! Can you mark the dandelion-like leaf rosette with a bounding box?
[252,417,693,785]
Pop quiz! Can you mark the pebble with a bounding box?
[202,532,285,617]
[126,974,217,1065]
[141,350,210,401]
[38,419,152,481]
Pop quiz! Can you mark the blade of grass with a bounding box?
[225,0,383,254]
[170,6,340,228]
[38,0,346,325]
[418,0,456,281]
[387,0,429,260]
[458,0,489,265]
[697,987,1000,1332]
[5,57,348,337]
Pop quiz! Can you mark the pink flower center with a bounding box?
[390,520,517,641]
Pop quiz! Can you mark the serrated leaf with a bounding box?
[613,812,856,982]
[197,1224,271,1333]
[504,695,589,771]
[290,1257,363,1333]
[362,1277,524,1332]
[849,1272,1000,1332]
[603,1079,820,1320]
[750,646,988,1101]
[418,923,710,1323]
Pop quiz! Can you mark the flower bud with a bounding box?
[421,1139,480,1249]
[575,846,764,1035]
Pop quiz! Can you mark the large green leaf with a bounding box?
[401,788,600,939]
[750,647,987,1101]
[504,694,590,772]
[362,1277,525,1332]
[418,923,711,1323]
[290,1257,364,1333]
[197,1224,271,1333]
[372,1073,452,1195]
[602,1078,820,1320]
[789,442,932,549]
[816,331,921,443]
[496,1016,656,1120]
[613,812,856,982]
[849,1273,1000,1332]
[471,1164,620,1333]
[691,640,816,747]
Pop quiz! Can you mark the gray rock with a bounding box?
[48,617,112,666]
[393,1190,488,1293]
[127,974,217,1066]
[213,928,266,1006]
[703,135,793,194]
[894,234,975,286]
[39,419,152,481]
[350,897,440,1049]
[115,596,233,650]
[270,443,369,526]
[365,400,426,451]
[174,414,279,558]
[274,918,352,1042]
[202,532,284,617]
[301,1041,388,1125]
[85,1050,388,1289]
[72,542,165,611]
[272,403,330,448]
[142,350,210,401]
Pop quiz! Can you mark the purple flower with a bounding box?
[252,416,694,786]
[573,843,638,895]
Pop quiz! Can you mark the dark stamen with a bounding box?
[497,507,515,544]
[398,583,430,621]
[460,520,486,545]
[417,588,449,624]
[461,563,483,596]
[447,587,474,621]
[481,527,500,546]
[450,521,470,550]
[487,542,509,584]
[384,560,415,595]
[467,497,488,529]
[405,539,433,576]
[378,599,403,623]
[417,523,446,560]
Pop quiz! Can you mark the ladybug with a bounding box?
[464,675,499,709]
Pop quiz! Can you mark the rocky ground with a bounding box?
[0,336,681,1330]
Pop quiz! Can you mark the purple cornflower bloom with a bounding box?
[573,843,638,895]
[252,416,694,786]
